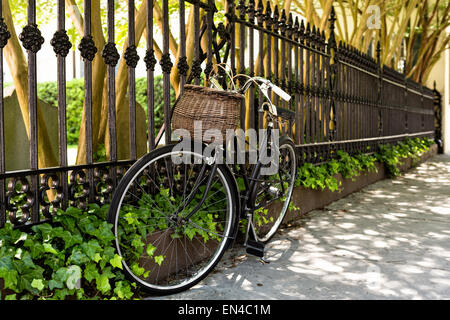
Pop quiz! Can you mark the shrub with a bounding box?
[37,76,172,146]
[295,137,433,191]
[0,204,141,300]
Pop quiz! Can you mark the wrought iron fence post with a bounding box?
[21,0,44,223]
[327,7,337,158]
[376,41,383,137]
[78,0,96,206]
[0,1,8,228]
[433,81,443,153]
[226,0,236,77]
[52,0,71,211]
[404,67,408,135]
[161,0,172,145]
[126,0,138,160]
[145,0,156,150]
[103,0,119,192]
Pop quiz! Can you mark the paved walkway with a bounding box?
[152,154,450,300]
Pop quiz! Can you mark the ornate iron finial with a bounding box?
[256,0,264,26]
[124,45,140,68]
[0,18,11,49]
[311,25,316,49]
[293,17,299,41]
[159,53,173,74]
[280,9,287,33]
[287,13,294,37]
[321,30,326,52]
[299,19,305,44]
[102,42,120,67]
[78,35,97,61]
[144,49,157,71]
[247,0,256,22]
[177,56,189,77]
[50,30,72,57]
[19,23,44,53]
[305,22,311,46]
[273,5,279,32]
[328,6,337,51]
[349,45,354,61]
[191,59,202,79]
[264,1,272,25]
[237,0,246,19]
[376,40,381,63]
[217,22,229,40]
[329,6,336,31]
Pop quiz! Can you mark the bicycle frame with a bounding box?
[170,76,291,255]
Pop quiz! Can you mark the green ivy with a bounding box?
[0,204,140,300]
[295,137,433,191]
[37,77,172,146]
[376,137,433,177]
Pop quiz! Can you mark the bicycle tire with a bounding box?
[107,144,239,294]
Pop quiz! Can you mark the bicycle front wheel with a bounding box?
[107,144,238,294]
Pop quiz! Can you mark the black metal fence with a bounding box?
[0,0,437,229]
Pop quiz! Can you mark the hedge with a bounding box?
[37,76,172,146]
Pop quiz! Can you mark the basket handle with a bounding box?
[208,63,238,91]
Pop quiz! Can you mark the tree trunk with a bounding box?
[74,0,106,165]
[2,0,57,169]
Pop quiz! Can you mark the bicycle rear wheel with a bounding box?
[251,137,297,243]
[107,144,238,294]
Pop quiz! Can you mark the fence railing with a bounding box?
[0,0,437,229]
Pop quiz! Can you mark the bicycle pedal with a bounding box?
[246,239,265,258]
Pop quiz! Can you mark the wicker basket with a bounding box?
[172,84,244,142]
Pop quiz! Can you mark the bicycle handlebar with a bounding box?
[238,77,291,102]
[209,71,291,117]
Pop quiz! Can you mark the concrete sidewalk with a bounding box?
[152,154,450,300]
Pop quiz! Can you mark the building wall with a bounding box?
[425,33,450,154]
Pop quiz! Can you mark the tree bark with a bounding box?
[2,0,57,169]
[74,0,107,165]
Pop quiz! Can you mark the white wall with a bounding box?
[425,32,450,154]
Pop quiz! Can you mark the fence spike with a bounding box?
[257,0,264,25]
[273,5,279,32]
[376,40,381,64]
[305,22,311,45]
[247,0,256,21]
[264,1,272,24]
[321,30,326,52]
[293,17,299,41]
[280,9,287,33]
[238,0,246,19]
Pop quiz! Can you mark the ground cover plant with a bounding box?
[294,137,434,192]
[0,204,140,300]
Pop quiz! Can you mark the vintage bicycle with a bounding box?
[107,70,297,294]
